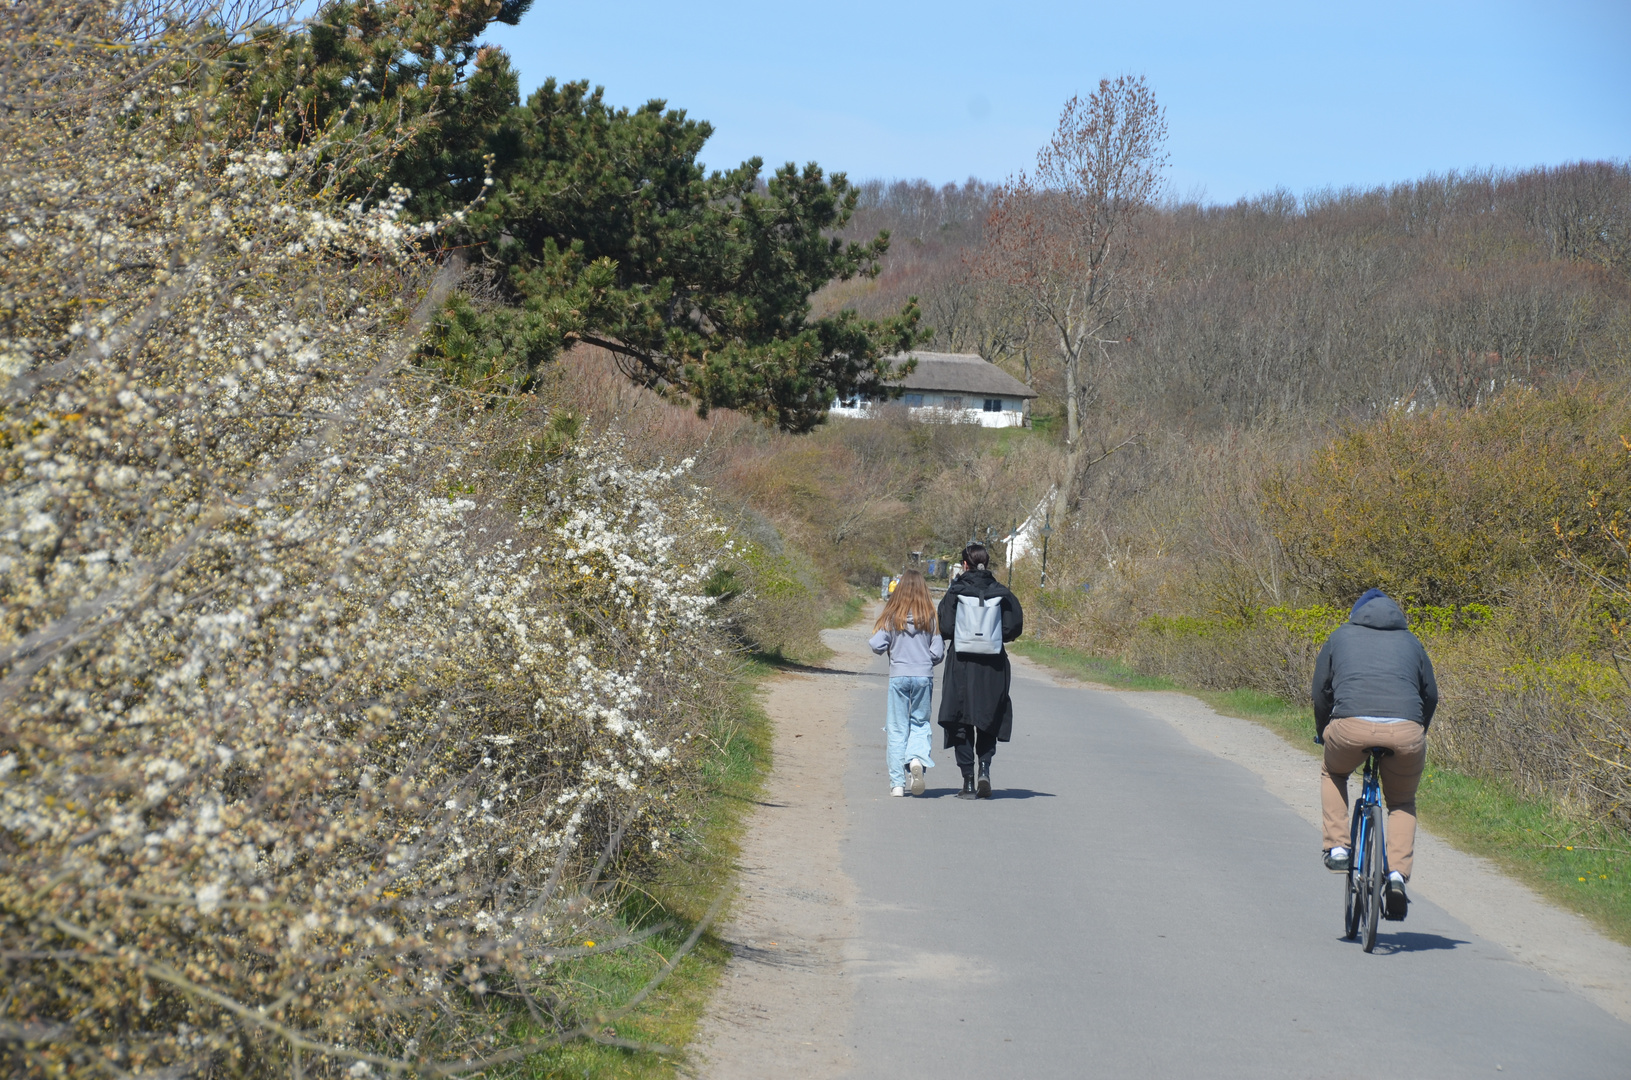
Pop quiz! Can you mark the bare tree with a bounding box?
[979,76,1168,516]
[918,258,1044,378]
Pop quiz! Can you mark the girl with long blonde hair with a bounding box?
[869,568,945,796]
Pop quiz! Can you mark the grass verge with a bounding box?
[503,658,776,1077]
[746,589,867,669]
[822,590,868,631]
[1009,638,1176,691]
[1017,638,1631,946]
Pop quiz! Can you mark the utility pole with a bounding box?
[1007,518,1017,587]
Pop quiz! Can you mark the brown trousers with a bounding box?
[1320,716,1427,879]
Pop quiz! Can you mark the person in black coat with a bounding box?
[936,543,1024,799]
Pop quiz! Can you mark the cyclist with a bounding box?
[1312,588,1438,920]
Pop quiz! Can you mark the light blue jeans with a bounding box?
[885,676,936,788]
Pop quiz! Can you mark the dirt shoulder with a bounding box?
[686,642,869,1078]
[1012,654,1631,1026]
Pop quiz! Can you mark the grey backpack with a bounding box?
[954,593,1004,655]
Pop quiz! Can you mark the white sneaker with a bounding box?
[889,786,905,797]
[1384,871,1409,920]
[1323,846,1351,872]
[908,759,925,796]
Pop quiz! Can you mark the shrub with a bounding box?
[1029,397,1631,837]
[0,7,736,1076]
[1264,382,1631,608]
[1256,388,1631,829]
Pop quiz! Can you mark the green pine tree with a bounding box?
[221,0,922,430]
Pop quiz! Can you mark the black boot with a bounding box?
[956,774,977,800]
[976,762,992,799]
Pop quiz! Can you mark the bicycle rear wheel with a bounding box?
[1361,803,1385,953]
[1343,808,1363,940]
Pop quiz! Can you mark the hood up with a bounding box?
[1350,594,1409,630]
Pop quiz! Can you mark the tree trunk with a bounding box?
[1062,335,1081,449]
[1055,329,1086,522]
[1054,445,1083,525]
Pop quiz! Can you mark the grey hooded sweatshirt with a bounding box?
[1312,595,1439,738]
[869,616,946,678]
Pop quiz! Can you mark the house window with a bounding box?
[983,398,1002,412]
[904,393,924,407]
[944,396,963,411]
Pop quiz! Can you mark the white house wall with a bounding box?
[913,406,1026,428]
[829,399,1028,427]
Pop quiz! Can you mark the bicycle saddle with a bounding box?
[1364,746,1394,757]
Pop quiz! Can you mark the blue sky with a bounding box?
[482,0,1629,204]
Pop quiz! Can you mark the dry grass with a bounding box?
[543,348,1064,658]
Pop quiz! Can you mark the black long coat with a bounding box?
[936,568,1024,745]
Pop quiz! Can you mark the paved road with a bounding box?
[835,630,1631,1079]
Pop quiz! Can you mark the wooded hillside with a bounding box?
[829,163,1630,430]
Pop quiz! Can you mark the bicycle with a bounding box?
[1344,747,1392,952]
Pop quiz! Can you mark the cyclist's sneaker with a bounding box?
[976,763,992,799]
[1323,846,1351,872]
[908,759,926,796]
[889,785,905,798]
[1384,871,1409,921]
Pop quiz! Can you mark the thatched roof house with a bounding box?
[832,351,1036,427]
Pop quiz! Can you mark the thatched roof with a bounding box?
[889,352,1037,399]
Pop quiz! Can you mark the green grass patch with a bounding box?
[748,589,869,669]
[1018,638,1631,946]
[1009,638,1176,690]
[500,661,776,1077]
[1413,768,1631,946]
[988,422,1045,453]
[821,590,868,630]
[1193,687,1315,745]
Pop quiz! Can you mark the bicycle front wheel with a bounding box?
[1361,803,1385,953]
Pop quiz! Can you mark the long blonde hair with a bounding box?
[874,569,936,635]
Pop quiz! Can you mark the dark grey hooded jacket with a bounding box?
[1311,595,1439,738]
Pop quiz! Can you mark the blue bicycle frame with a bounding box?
[1350,752,1389,879]
[1344,748,1392,951]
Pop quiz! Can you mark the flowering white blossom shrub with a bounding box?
[0,4,738,1076]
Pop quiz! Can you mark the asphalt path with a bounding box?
[836,630,1631,1079]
